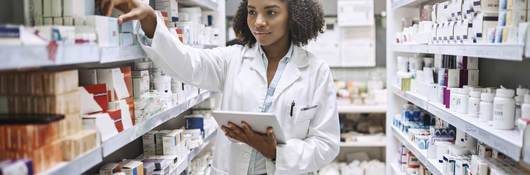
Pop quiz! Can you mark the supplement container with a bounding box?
[409,56,424,72]
[479,91,495,122]
[468,90,481,117]
[493,87,516,130]
[522,94,530,119]
[397,56,409,73]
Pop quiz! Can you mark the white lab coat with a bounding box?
[139,15,340,175]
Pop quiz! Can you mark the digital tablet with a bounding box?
[212,111,286,144]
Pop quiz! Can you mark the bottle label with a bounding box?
[494,103,504,120]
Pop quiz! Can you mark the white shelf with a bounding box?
[172,129,217,175]
[338,105,387,114]
[392,126,444,175]
[391,0,432,9]
[100,45,146,63]
[340,141,386,147]
[392,86,523,161]
[102,91,214,156]
[0,44,145,70]
[39,147,102,175]
[179,0,218,10]
[391,163,404,175]
[392,44,524,61]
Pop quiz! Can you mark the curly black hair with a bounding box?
[232,0,325,48]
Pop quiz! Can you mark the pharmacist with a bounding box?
[101,0,339,174]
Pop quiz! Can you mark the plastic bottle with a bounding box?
[514,86,529,120]
[450,88,469,114]
[468,90,481,117]
[522,94,530,119]
[479,90,495,122]
[493,87,516,130]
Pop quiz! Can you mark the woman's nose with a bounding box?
[255,14,267,28]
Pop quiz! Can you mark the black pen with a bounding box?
[290,101,295,117]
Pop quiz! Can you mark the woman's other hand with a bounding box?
[221,122,277,160]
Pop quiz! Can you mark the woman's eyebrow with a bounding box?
[247,5,256,9]
[264,5,280,9]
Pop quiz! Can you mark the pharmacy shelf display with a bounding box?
[39,91,215,175]
[392,44,525,61]
[340,141,387,148]
[391,0,432,9]
[172,129,217,175]
[102,91,215,156]
[338,104,387,114]
[179,0,218,10]
[0,44,146,70]
[391,86,522,161]
[392,126,444,175]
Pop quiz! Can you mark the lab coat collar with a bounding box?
[242,43,310,69]
[242,43,309,100]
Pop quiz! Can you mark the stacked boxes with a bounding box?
[0,114,64,173]
[0,69,101,173]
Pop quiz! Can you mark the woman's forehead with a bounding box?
[247,0,287,8]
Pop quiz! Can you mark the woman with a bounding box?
[101,0,339,174]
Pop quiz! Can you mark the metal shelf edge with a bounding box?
[392,126,444,175]
[392,44,524,61]
[39,147,103,175]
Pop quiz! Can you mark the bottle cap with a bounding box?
[496,86,515,98]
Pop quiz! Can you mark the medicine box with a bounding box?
[85,16,119,47]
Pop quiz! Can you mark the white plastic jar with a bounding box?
[468,90,481,117]
[479,92,495,122]
[493,87,516,130]
[450,88,469,114]
[522,94,530,119]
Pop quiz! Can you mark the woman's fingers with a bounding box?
[118,8,142,24]
[266,127,276,143]
[106,0,129,16]
[241,122,254,135]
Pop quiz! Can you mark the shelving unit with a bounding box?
[338,104,387,114]
[391,126,444,175]
[386,0,530,174]
[391,0,431,9]
[102,91,215,157]
[179,0,218,11]
[391,86,522,161]
[39,91,215,175]
[340,141,386,147]
[171,129,217,175]
[393,44,524,61]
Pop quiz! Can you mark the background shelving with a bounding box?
[179,0,218,11]
[340,141,386,148]
[338,104,387,114]
[391,86,523,161]
[391,0,431,9]
[393,44,525,61]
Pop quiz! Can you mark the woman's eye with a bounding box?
[248,10,256,15]
[268,11,277,15]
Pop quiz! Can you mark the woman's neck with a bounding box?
[261,36,290,61]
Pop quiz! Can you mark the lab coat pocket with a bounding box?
[296,105,318,122]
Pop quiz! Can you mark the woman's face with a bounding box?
[247,0,289,47]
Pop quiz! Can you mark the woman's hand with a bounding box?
[97,0,157,37]
[221,122,277,160]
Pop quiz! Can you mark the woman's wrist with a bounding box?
[140,8,157,38]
